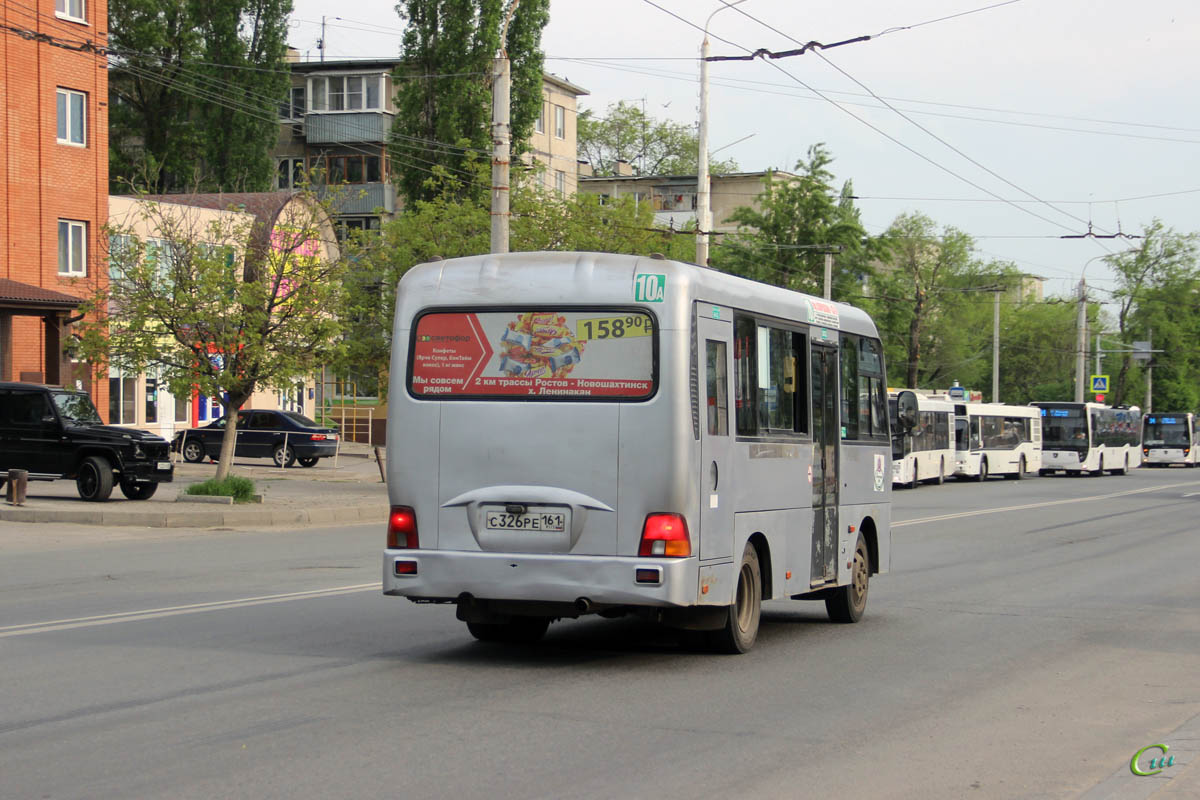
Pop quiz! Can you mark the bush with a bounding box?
[185,476,257,503]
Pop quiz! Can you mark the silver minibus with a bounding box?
[382,252,892,653]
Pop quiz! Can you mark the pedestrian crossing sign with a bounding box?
[1090,374,1109,393]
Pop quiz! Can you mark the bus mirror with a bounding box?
[897,390,919,431]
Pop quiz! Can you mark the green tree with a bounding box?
[108,0,292,194]
[870,212,1014,389]
[577,100,739,176]
[996,301,1082,404]
[1107,221,1200,408]
[198,0,292,192]
[389,0,550,204]
[76,193,347,481]
[712,143,878,299]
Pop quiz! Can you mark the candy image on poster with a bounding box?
[497,312,585,380]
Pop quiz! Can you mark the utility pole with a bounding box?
[490,3,517,255]
[823,252,833,300]
[1095,333,1102,375]
[695,0,746,267]
[695,35,712,266]
[992,290,1000,402]
[1145,329,1153,413]
[319,16,325,62]
[1074,277,1087,403]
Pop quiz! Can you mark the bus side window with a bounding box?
[734,316,756,436]
[840,334,859,439]
[705,340,729,436]
[732,316,807,436]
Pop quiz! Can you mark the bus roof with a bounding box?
[395,251,881,339]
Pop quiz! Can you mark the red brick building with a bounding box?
[0,0,109,415]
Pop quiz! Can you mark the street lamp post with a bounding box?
[696,0,748,267]
[1075,255,1108,403]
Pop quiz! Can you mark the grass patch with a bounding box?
[185,476,257,503]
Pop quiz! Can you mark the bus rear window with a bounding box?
[409,309,656,400]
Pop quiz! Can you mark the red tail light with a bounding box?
[638,513,691,557]
[387,505,419,549]
[310,434,328,441]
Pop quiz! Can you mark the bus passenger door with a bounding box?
[698,313,733,562]
[810,343,838,584]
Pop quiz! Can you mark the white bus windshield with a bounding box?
[1041,407,1088,449]
[1144,416,1189,446]
[408,309,655,400]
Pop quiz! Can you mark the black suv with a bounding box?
[0,382,174,501]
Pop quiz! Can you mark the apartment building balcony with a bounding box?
[304,112,394,145]
[318,182,396,216]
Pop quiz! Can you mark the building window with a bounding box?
[279,86,305,120]
[535,103,545,134]
[310,154,382,185]
[308,75,383,112]
[58,220,87,276]
[277,157,306,189]
[555,170,566,195]
[108,232,131,280]
[56,89,86,146]
[109,370,137,425]
[335,216,382,243]
[144,376,159,424]
[55,0,85,22]
[554,105,565,139]
[174,389,191,424]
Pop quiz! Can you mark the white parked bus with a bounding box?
[1033,402,1141,476]
[1142,412,1198,467]
[889,392,955,487]
[382,252,893,653]
[952,402,1042,480]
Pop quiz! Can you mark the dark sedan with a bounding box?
[172,409,339,467]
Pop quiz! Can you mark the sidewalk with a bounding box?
[0,442,389,529]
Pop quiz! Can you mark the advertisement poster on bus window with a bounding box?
[410,310,655,399]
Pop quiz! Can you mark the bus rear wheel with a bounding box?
[711,542,762,654]
[827,534,870,623]
[1006,456,1026,480]
[466,617,550,644]
[975,459,988,482]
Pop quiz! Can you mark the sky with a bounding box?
[286,0,1200,300]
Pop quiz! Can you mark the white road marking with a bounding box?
[893,479,1200,528]
[0,582,382,639]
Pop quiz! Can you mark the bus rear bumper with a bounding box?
[1145,449,1188,465]
[382,549,702,608]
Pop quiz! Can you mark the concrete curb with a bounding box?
[0,502,387,529]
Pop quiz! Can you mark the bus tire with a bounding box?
[975,459,988,482]
[909,459,919,489]
[1112,453,1128,476]
[934,458,945,485]
[712,542,762,654]
[827,534,870,624]
[466,617,550,644]
[1007,456,1026,480]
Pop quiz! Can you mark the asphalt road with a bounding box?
[2,468,1198,799]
